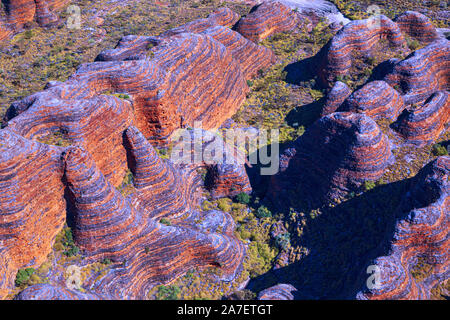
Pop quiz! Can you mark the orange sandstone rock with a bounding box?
[235,1,298,42]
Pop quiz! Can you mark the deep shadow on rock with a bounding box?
[246,178,413,299]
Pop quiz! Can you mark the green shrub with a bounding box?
[274,233,291,250]
[256,206,272,219]
[15,268,35,287]
[235,192,250,204]
[432,143,448,157]
[408,39,421,51]
[363,180,377,191]
[160,218,171,226]
[217,198,231,212]
[156,285,181,300]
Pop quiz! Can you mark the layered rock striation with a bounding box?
[0,0,69,42]
[258,284,297,300]
[384,39,450,105]
[392,91,449,146]
[0,129,66,295]
[357,156,449,300]
[63,145,245,299]
[339,81,405,120]
[321,81,352,116]
[394,11,440,44]
[316,15,405,85]
[235,1,298,42]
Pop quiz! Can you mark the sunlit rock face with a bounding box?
[0,129,66,296]
[384,39,450,105]
[258,284,297,300]
[0,6,272,299]
[269,112,392,208]
[62,144,245,299]
[392,91,449,146]
[316,15,406,85]
[339,81,406,121]
[235,0,298,43]
[394,11,440,44]
[357,156,449,300]
[0,0,69,42]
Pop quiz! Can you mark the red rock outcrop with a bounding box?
[16,283,102,300]
[0,0,69,42]
[258,284,297,300]
[392,91,449,146]
[269,112,392,207]
[317,15,406,85]
[0,7,263,298]
[384,39,450,104]
[235,1,298,42]
[200,25,277,79]
[0,128,66,296]
[394,11,440,44]
[97,25,276,80]
[321,81,352,116]
[357,156,449,300]
[339,81,405,120]
[161,7,240,37]
[170,128,252,199]
[74,32,247,145]
[63,145,244,299]
[6,94,134,186]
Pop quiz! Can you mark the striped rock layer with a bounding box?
[0,0,69,42]
[63,146,244,299]
[321,81,352,116]
[393,91,449,146]
[6,94,134,186]
[170,128,252,199]
[258,284,297,300]
[269,112,392,207]
[235,1,298,42]
[339,81,405,120]
[0,7,275,298]
[0,129,66,295]
[16,284,102,300]
[317,15,405,85]
[357,156,449,300]
[384,39,450,105]
[394,11,440,44]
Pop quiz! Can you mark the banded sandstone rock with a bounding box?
[339,81,405,120]
[394,11,440,43]
[16,284,102,300]
[0,129,66,296]
[169,128,252,199]
[321,81,352,116]
[161,7,240,37]
[8,31,247,146]
[0,0,69,42]
[63,146,244,299]
[258,284,297,300]
[235,1,298,42]
[384,39,450,104]
[317,15,405,85]
[357,156,449,300]
[392,91,449,146]
[6,94,134,186]
[200,25,277,79]
[269,112,392,207]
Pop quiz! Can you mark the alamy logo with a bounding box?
[366,265,381,290]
